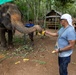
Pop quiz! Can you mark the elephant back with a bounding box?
[2,3,21,16]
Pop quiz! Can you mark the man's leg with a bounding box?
[28,32,34,45]
[58,56,71,75]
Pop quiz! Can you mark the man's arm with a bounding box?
[59,40,75,51]
[55,40,75,53]
[45,30,58,37]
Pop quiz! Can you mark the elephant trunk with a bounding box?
[1,3,42,34]
[11,14,42,34]
[13,21,36,34]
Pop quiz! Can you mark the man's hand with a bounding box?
[45,30,58,37]
[52,49,59,54]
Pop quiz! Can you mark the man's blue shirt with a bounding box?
[25,23,34,28]
[58,25,76,57]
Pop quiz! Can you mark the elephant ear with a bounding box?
[2,13,13,30]
[1,5,9,14]
[0,4,11,29]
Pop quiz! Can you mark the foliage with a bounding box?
[13,0,27,20]
[13,0,76,21]
[54,0,75,13]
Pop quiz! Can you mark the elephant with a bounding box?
[0,3,42,49]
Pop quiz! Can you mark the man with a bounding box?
[45,14,76,75]
[25,19,34,46]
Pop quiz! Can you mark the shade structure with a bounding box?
[0,0,13,5]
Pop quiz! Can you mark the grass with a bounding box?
[13,36,24,45]
[32,60,46,65]
[0,36,34,62]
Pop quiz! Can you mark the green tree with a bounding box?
[54,0,75,13]
[14,0,76,22]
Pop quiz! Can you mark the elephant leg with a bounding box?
[0,29,1,45]
[7,30,13,48]
[0,28,7,47]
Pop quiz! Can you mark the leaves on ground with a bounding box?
[32,60,46,65]
[0,54,5,59]
[71,62,76,65]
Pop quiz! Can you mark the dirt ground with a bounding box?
[0,29,76,75]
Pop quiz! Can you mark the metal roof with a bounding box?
[46,10,62,16]
[46,16,60,18]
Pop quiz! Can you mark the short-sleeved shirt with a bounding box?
[58,25,76,57]
[75,32,76,39]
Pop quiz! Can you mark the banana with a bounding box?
[42,31,45,36]
[52,50,56,53]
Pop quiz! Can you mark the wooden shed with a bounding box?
[73,18,76,30]
[46,10,62,29]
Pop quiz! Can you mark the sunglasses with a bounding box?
[60,19,65,20]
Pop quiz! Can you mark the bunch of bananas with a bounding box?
[37,30,45,36]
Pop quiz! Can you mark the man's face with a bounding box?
[29,21,32,24]
[60,19,67,26]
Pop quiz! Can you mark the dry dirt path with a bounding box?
[0,30,76,75]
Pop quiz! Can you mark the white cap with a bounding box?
[61,14,74,28]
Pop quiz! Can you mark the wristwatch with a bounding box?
[58,48,61,53]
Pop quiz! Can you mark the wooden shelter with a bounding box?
[46,10,62,29]
[73,18,76,30]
